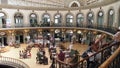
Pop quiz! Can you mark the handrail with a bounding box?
[99,47,120,68]
[55,41,120,68]
[69,41,113,66]
[0,56,30,68]
[0,25,117,36]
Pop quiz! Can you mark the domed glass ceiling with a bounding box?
[1,0,113,8]
[8,0,65,8]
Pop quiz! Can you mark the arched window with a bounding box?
[71,2,78,7]
[54,13,62,26]
[29,13,37,27]
[14,12,23,27]
[0,12,6,28]
[97,11,104,27]
[87,12,94,27]
[42,13,50,26]
[66,13,73,27]
[76,13,84,27]
[69,1,80,7]
[108,9,114,28]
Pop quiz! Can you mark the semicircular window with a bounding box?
[71,2,78,7]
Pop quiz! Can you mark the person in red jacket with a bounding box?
[58,50,65,61]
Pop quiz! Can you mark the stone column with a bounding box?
[103,9,108,27]
[113,6,119,27]
[73,13,76,27]
[38,29,42,35]
[7,30,15,46]
[62,14,66,27]
[50,29,54,37]
[24,29,29,43]
[83,11,87,27]
[94,10,98,27]
[62,28,66,42]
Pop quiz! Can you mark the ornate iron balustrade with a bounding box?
[99,47,120,68]
[0,56,30,68]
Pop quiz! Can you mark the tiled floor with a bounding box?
[1,43,88,68]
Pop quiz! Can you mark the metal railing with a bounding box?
[0,23,118,35]
[54,41,120,68]
[0,56,30,68]
[99,47,120,68]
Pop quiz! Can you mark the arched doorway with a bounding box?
[86,31,94,44]
[15,31,24,43]
[29,29,38,41]
[65,30,73,42]
[0,32,7,46]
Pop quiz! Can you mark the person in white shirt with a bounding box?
[68,42,73,51]
[110,27,120,54]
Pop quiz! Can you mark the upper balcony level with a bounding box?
[0,22,117,36]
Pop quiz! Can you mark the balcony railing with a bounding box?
[99,47,120,68]
[0,56,30,68]
[0,23,118,34]
[54,41,120,68]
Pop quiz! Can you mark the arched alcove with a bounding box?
[97,11,104,28]
[29,13,38,27]
[14,12,23,27]
[69,1,80,7]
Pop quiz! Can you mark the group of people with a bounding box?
[19,49,31,59]
[17,27,120,68]
[48,43,80,68]
[19,43,32,59]
[81,28,120,68]
[36,48,48,65]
